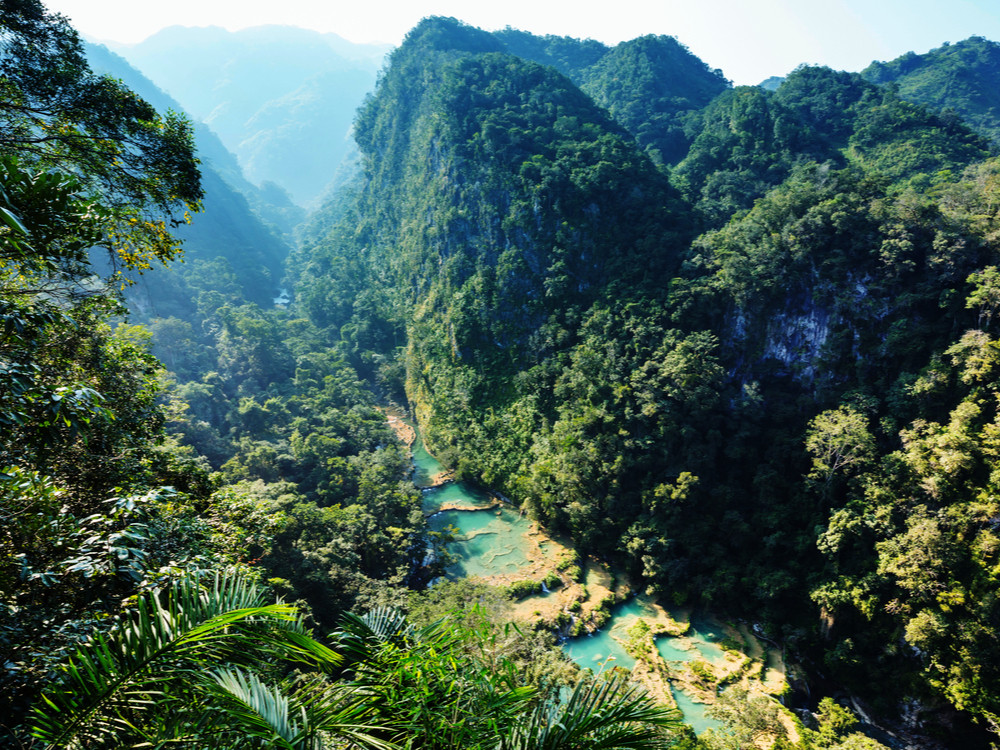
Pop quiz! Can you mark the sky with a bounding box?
[42,0,1000,85]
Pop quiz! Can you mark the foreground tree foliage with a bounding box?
[328,606,681,750]
[1,0,202,277]
[29,574,387,750]
[29,584,679,750]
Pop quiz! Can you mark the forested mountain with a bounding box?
[493,31,731,165]
[295,16,1000,743]
[8,3,1000,747]
[863,36,1000,144]
[111,25,387,206]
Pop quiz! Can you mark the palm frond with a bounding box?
[502,675,681,750]
[30,573,337,749]
[333,606,414,667]
[210,667,305,749]
[210,668,399,750]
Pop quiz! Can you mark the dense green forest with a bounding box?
[6,1,1000,747]
[294,16,1000,746]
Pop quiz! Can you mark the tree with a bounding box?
[1,0,202,280]
[701,686,786,749]
[966,266,1000,329]
[0,156,105,289]
[805,406,875,491]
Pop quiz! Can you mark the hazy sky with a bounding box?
[44,0,1000,85]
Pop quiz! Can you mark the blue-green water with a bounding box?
[563,627,636,672]
[562,596,724,735]
[407,421,724,735]
[411,428,444,487]
[670,684,718,736]
[410,420,535,577]
[655,617,727,666]
[561,597,655,674]
[423,482,492,513]
[428,505,534,578]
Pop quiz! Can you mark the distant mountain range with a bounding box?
[107,26,389,207]
[85,42,294,317]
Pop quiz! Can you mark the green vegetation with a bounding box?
[291,15,1000,742]
[864,36,1000,144]
[697,689,891,750]
[28,574,365,749]
[1,7,685,746]
[625,618,654,660]
[27,575,679,748]
[506,579,544,599]
[8,4,1000,746]
[494,31,730,166]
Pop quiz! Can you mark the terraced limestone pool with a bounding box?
[428,506,535,578]
[655,615,728,666]
[561,597,724,734]
[422,481,492,513]
[563,620,636,672]
[410,423,725,734]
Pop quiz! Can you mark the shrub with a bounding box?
[506,579,542,600]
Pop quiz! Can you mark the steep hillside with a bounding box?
[863,36,1000,143]
[293,16,689,419]
[112,25,386,206]
[85,43,292,317]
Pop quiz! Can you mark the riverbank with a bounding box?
[379,405,455,487]
[381,406,416,447]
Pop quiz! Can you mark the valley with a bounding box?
[5,3,1000,747]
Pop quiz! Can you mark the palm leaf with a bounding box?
[333,606,415,668]
[30,573,340,749]
[209,667,399,750]
[501,675,681,750]
[209,667,306,749]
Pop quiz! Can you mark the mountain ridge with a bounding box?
[290,18,1000,741]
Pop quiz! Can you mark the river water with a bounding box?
[428,507,536,578]
[411,422,724,735]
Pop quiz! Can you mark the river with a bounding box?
[403,416,787,736]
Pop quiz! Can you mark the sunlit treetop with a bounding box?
[0,0,203,282]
